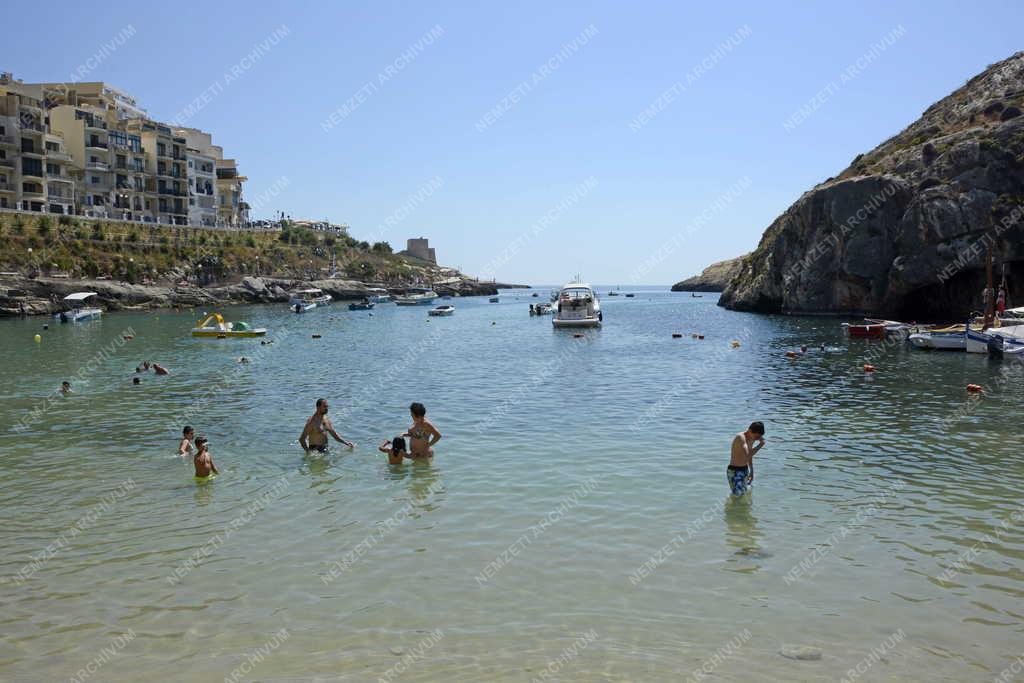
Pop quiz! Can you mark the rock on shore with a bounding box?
[719,52,1024,320]
[671,255,747,292]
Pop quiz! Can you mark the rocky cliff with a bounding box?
[671,255,747,292]
[719,52,1024,320]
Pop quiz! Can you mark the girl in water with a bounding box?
[403,402,441,459]
[378,437,408,465]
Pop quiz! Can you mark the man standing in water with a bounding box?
[728,421,766,496]
[300,398,355,452]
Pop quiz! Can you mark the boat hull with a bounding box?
[909,332,965,350]
[191,329,267,338]
[348,303,375,310]
[54,308,102,323]
[553,317,601,328]
[965,329,991,354]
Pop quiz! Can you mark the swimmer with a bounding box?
[132,377,141,385]
[378,437,408,465]
[800,345,808,354]
[59,381,71,395]
[193,437,219,478]
[238,356,250,364]
[299,398,354,453]
[153,363,170,375]
[135,361,150,373]
[403,402,441,459]
[178,425,195,456]
[727,421,766,496]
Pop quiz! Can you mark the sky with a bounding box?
[5,1,1023,284]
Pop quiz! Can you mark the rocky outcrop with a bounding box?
[671,255,748,292]
[720,52,1024,320]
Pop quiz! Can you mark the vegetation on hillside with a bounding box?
[0,214,425,284]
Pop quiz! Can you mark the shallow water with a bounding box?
[1,289,1022,682]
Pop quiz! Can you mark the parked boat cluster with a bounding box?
[842,308,1024,359]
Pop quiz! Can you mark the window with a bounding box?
[91,176,101,184]
[46,163,59,175]
[46,141,59,152]
[22,158,43,176]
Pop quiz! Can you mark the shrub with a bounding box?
[90,223,105,241]
[245,236,256,248]
[128,231,139,243]
[12,216,24,235]
[371,241,392,254]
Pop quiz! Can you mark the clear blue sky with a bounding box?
[6,1,1023,284]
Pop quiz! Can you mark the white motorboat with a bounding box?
[393,288,438,306]
[530,303,553,316]
[983,324,1024,358]
[908,325,968,351]
[553,282,602,328]
[289,288,331,313]
[428,305,455,316]
[366,287,391,303]
[55,292,102,323]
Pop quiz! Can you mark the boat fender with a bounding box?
[863,364,875,372]
[966,384,983,393]
[34,334,41,343]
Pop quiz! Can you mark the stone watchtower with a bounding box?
[405,237,436,264]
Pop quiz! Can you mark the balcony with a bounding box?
[158,188,186,197]
[46,150,72,162]
[0,182,15,192]
[86,161,109,171]
[21,186,46,197]
[0,159,15,169]
[20,123,45,135]
[86,141,109,150]
[21,168,44,179]
[19,147,43,158]
[156,150,172,160]
[48,191,73,202]
[0,134,15,147]
[84,120,107,131]
[47,172,73,182]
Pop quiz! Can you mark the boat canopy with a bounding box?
[63,292,98,301]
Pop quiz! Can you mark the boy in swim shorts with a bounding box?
[193,437,219,479]
[728,421,766,495]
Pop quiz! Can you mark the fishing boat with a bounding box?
[54,292,102,323]
[428,305,455,316]
[348,300,375,311]
[988,329,1024,358]
[842,321,887,339]
[366,287,391,303]
[607,290,620,296]
[489,296,500,303]
[553,282,602,328]
[393,287,438,306]
[970,323,1024,355]
[624,293,635,298]
[289,288,331,313]
[191,313,267,338]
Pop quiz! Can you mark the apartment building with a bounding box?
[0,73,250,226]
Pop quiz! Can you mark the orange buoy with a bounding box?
[863,364,875,372]
[123,335,134,341]
[966,384,983,393]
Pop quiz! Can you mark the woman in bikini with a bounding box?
[403,402,441,459]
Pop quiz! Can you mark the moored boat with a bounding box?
[393,287,438,306]
[54,292,102,323]
[842,322,887,339]
[289,288,331,313]
[553,282,602,328]
[191,313,267,338]
[489,296,500,303]
[909,325,969,350]
[530,303,553,315]
[428,305,455,316]
[366,287,391,303]
[348,300,375,311]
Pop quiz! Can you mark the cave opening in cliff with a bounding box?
[895,262,1024,323]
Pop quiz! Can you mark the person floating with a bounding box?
[378,437,408,465]
[59,381,72,395]
[727,421,766,496]
[193,437,219,479]
[178,426,195,456]
[132,377,141,385]
[300,398,355,453]
[403,402,441,459]
[153,363,170,375]
[135,361,150,373]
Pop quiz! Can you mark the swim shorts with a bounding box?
[727,466,750,495]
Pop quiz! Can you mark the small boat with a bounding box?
[842,321,887,339]
[607,290,620,296]
[909,325,969,351]
[289,288,331,313]
[553,282,602,328]
[393,287,438,306]
[531,293,539,297]
[191,313,266,338]
[976,324,1024,357]
[624,293,635,298]
[988,330,1024,358]
[348,300,375,311]
[428,305,455,316]
[366,287,391,304]
[530,303,553,315]
[691,293,703,298]
[54,292,102,323]
[489,296,500,303]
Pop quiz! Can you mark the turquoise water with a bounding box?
[1,289,1022,682]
